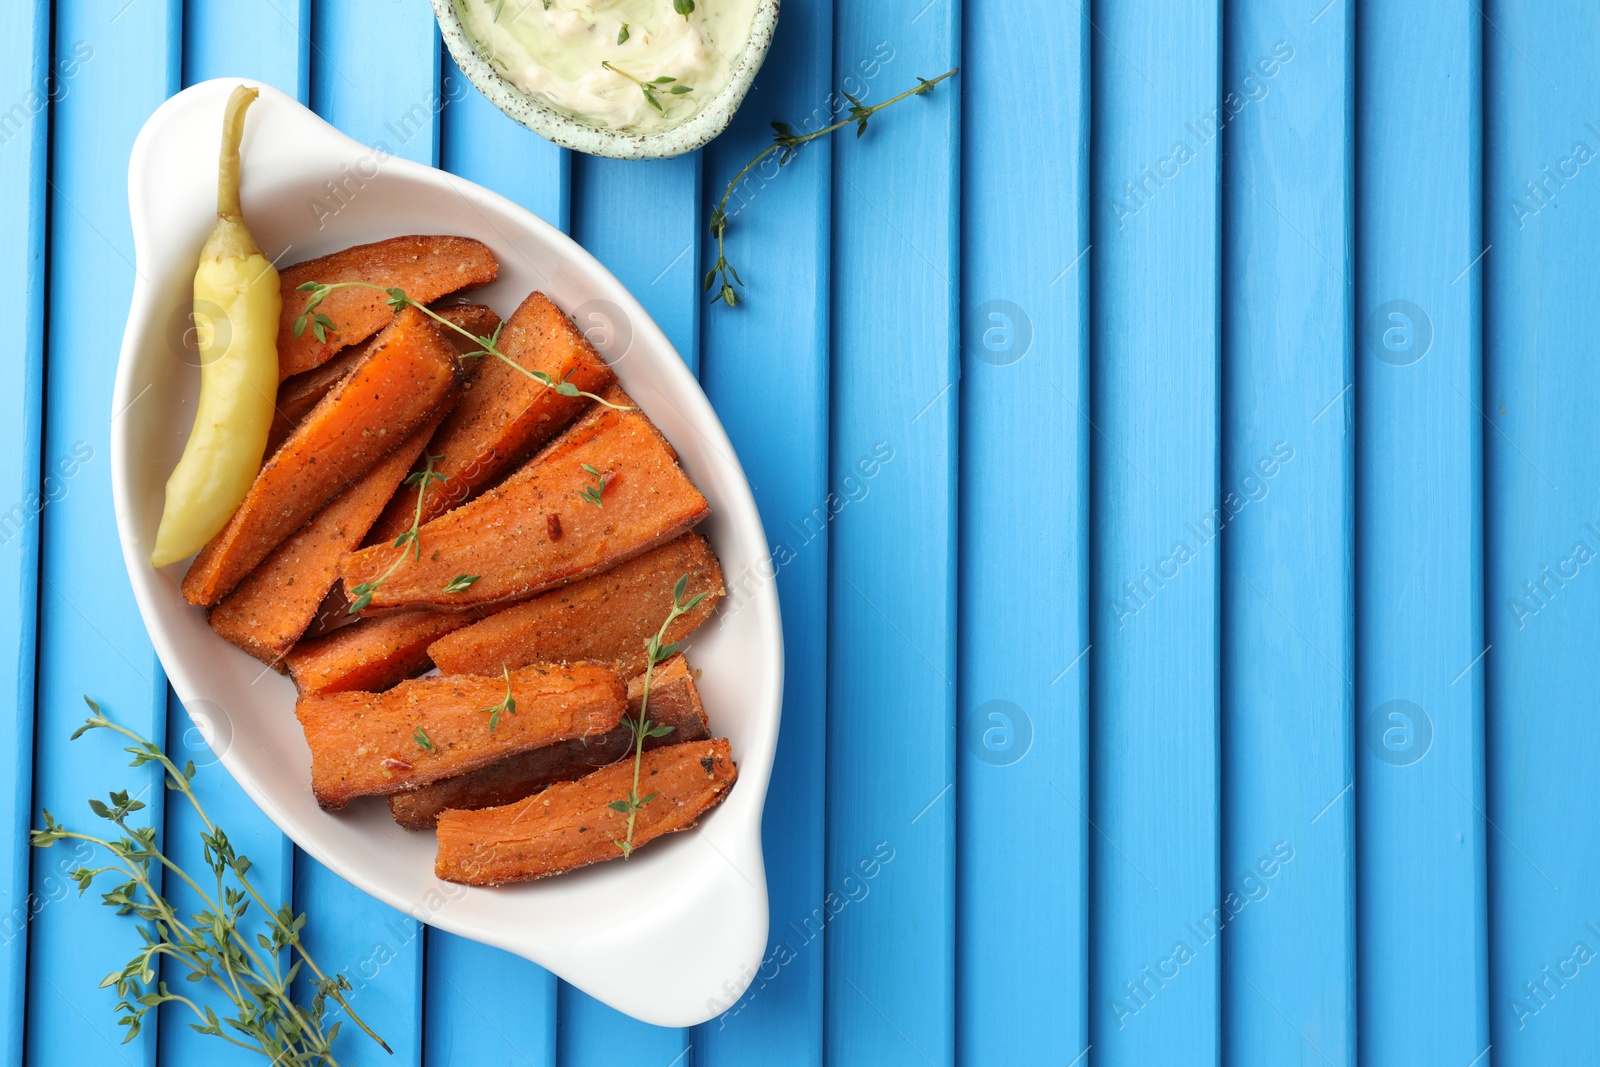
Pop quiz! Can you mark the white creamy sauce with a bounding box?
[457,0,760,132]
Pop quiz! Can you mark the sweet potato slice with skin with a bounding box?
[339,398,708,613]
[269,305,499,455]
[286,610,477,695]
[366,292,615,547]
[428,532,723,678]
[389,654,709,829]
[181,306,463,607]
[435,737,736,885]
[276,236,497,379]
[208,407,449,666]
[296,661,624,810]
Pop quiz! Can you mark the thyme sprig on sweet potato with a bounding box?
[346,452,444,614]
[706,67,959,308]
[294,281,630,410]
[478,664,517,732]
[578,463,609,508]
[31,698,388,1063]
[612,574,706,856]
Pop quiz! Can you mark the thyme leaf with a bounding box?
[578,463,609,508]
[478,664,517,732]
[602,61,694,114]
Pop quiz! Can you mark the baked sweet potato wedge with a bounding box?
[269,304,499,454]
[365,292,614,546]
[277,235,497,379]
[296,661,624,810]
[427,532,723,677]
[285,610,476,695]
[181,305,462,606]
[208,407,449,665]
[339,397,708,613]
[434,737,736,885]
[388,654,708,829]
[267,341,369,456]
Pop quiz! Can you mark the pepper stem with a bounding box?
[202,85,264,261]
[217,85,257,220]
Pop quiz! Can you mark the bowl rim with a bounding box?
[433,0,780,160]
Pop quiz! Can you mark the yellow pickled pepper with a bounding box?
[150,85,281,567]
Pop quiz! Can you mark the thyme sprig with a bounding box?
[705,67,959,308]
[347,452,444,614]
[611,574,706,857]
[31,698,388,1063]
[578,463,609,508]
[293,282,630,411]
[479,664,517,732]
[601,61,695,113]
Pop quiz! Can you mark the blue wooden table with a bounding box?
[3,1,1597,1063]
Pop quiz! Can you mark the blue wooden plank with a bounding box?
[1482,4,1600,1058]
[423,43,568,1067]
[182,0,309,102]
[557,122,700,1067]
[691,0,832,1060]
[441,49,568,233]
[292,852,425,1065]
[1088,0,1221,1061]
[1354,1,1488,1061]
[25,1,180,1064]
[557,988,690,1067]
[298,3,440,1063]
[569,153,702,370]
[824,1,959,1063]
[0,0,50,1062]
[956,1,1088,1063]
[310,0,441,171]
[1219,5,1355,1065]
[158,691,298,1066]
[155,4,308,1063]
[425,934,556,1067]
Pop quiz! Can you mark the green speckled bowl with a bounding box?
[433,0,779,160]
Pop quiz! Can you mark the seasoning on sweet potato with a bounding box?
[389,654,709,830]
[427,532,723,678]
[296,661,624,810]
[339,398,708,613]
[365,292,614,546]
[181,305,462,607]
[277,235,497,379]
[268,305,499,454]
[208,407,449,666]
[285,610,476,695]
[434,737,736,885]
